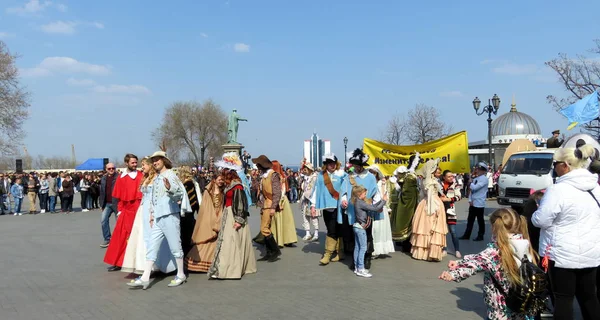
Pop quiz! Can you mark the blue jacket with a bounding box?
[341,171,380,225]
[151,169,184,218]
[469,174,488,208]
[311,170,348,210]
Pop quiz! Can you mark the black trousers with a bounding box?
[549,260,600,320]
[322,209,338,239]
[340,212,355,254]
[462,206,485,238]
[180,213,196,256]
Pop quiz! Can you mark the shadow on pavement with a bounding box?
[451,284,487,318]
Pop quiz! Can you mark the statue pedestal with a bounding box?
[222,143,244,156]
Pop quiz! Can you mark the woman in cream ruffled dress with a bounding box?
[410,158,448,262]
[121,157,176,274]
[367,166,395,257]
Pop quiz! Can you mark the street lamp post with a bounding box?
[472,94,501,168]
[343,137,348,165]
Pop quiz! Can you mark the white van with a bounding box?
[497,150,556,210]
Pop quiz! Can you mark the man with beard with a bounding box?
[342,149,380,270]
[103,154,143,272]
[253,155,282,262]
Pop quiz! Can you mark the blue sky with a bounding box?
[2,0,599,166]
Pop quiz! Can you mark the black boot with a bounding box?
[253,232,265,245]
[266,235,281,262]
[257,234,272,262]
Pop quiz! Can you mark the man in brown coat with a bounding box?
[253,155,282,262]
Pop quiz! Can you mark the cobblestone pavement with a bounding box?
[0,196,556,320]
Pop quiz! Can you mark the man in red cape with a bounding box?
[104,154,143,271]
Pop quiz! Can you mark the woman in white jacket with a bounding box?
[532,144,600,319]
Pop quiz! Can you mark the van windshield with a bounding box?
[503,153,554,175]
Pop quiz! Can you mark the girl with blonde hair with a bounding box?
[440,208,539,319]
[122,157,176,274]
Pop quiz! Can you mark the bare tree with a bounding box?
[0,41,30,155]
[546,39,600,137]
[405,104,452,144]
[381,114,405,145]
[154,99,227,166]
[34,155,73,169]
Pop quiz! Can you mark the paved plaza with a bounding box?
[0,196,525,319]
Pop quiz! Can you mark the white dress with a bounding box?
[372,180,395,256]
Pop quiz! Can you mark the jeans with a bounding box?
[13,197,22,214]
[289,188,298,203]
[49,196,57,212]
[0,194,7,214]
[549,260,600,320]
[38,193,48,211]
[353,226,367,270]
[446,224,460,252]
[463,206,485,238]
[80,191,88,210]
[101,204,118,242]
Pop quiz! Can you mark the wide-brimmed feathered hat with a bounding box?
[322,153,338,165]
[252,155,273,169]
[215,152,243,171]
[367,165,384,180]
[348,148,369,167]
[150,151,171,163]
[302,162,315,172]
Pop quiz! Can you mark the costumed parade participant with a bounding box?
[270,160,298,248]
[178,166,201,256]
[390,153,420,252]
[343,149,380,270]
[104,154,143,272]
[128,151,187,289]
[121,157,176,274]
[310,153,347,265]
[367,166,395,257]
[254,155,282,262]
[207,153,257,279]
[410,159,447,261]
[186,169,226,272]
[300,161,319,241]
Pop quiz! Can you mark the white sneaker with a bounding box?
[18,213,22,216]
[455,251,462,259]
[82,209,89,212]
[302,233,312,241]
[356,269,372,278]
[311,232,319,242]
[40,209,45,213]
[13,212,17,216]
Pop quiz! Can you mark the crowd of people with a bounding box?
[5,140,600,319]
[0,170,105,215]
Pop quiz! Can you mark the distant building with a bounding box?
[468,101,546,170]
[303,132,331,168]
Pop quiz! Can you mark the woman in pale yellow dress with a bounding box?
[410,158,448,262]
[270,160,298,248]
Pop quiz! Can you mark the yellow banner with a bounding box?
[362,131,470,176]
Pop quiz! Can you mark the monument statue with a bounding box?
[227,109,247,144]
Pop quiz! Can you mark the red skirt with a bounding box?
[103,200,141,267]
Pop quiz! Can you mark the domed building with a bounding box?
[468,100,546,169]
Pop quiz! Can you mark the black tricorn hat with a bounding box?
[252,155,273,169]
